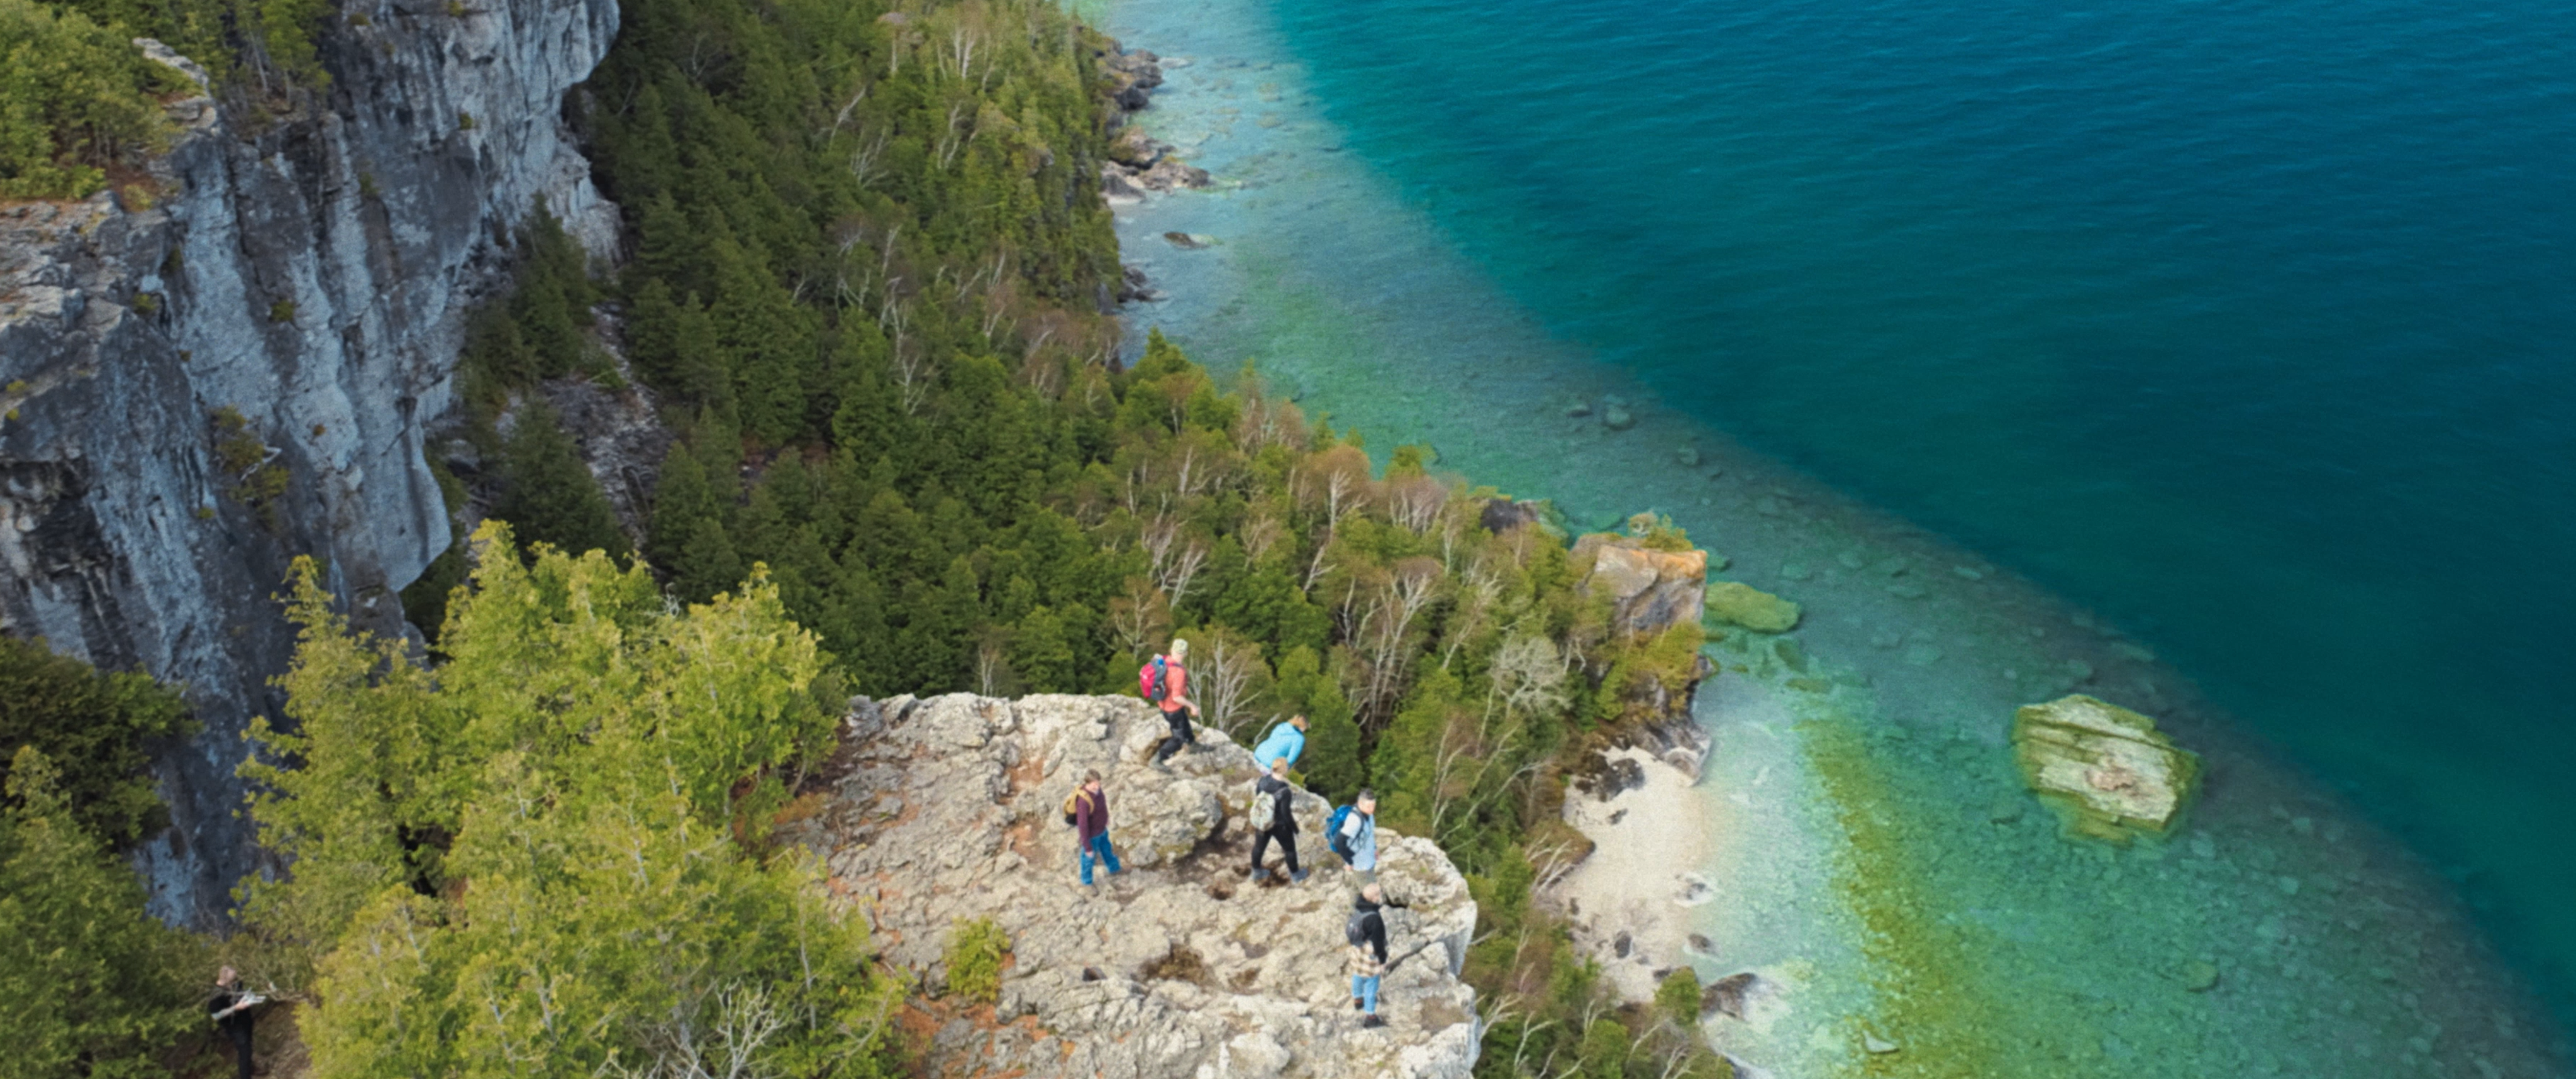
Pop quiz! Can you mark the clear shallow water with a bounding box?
[1264,0,2576,1014]
[1091,0,2576,1070]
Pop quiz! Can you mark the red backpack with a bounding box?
[1138,655,1170,703]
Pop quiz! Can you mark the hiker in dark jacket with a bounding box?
[1249,756,1307,883]
[1348,883,1389,1026]
[1072,770,1123,888]
[207,965,257,1079]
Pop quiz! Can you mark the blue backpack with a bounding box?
[1326,804,1357,863]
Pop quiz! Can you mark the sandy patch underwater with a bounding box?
[1087,0,2572,1073]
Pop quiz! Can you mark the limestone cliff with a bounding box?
[0,0,618,924]
[782,694,1483,1079]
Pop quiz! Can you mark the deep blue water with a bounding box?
[1271,0,2576,1017]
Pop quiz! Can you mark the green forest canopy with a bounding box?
[438,0,1726,1071]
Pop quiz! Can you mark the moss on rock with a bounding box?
[2011,694,2201,844]
[1704,581,1801,633]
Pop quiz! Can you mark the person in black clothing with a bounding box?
[207,965,257,1079]
[1249,756,1307,883]
[1348,883,1389,1027]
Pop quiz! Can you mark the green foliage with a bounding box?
[491,399,631,563]
[1579,1018,1632,1079]
[0,634,192,844]
[1657,966,1703,1030]
[0,746,208,1078]
[209,405,289,523]
[0,0,175,199]
[943,916,1008,1005]
[242,524,899,1076]
[554,0,1713,1070]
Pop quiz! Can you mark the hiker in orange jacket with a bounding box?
[1148,638,1200,768]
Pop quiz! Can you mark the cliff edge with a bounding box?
[783,694,1481,1079]
[0,0,616,922]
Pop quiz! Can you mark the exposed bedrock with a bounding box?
[784,693,1483,1079]
[0,0,619,924]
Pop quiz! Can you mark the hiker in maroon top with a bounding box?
[1069,769,1123,888]
[1143,638,1200,768]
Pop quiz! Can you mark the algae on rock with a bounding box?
[2012,694,2201,843]
[1704,581,1802,633]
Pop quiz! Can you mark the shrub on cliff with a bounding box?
[943,917,1008,1005]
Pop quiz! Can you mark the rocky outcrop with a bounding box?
[1575,529,1709,637]
[2012,694,2201,843]
[0,0,618,923]
[784,694,1482,1079]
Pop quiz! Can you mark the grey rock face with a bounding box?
[785,694,1482,1079]
[0,0,617,924]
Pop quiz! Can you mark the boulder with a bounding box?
[1478,498,1548,535]
[1139,158,1214,191]
[782,694,1480,1079]
[2012,694,2201,843]
[1704,581,1801,633]
[1111,128,1167,167]
[1573,533,1707,636]
[1702,971,1763,1020]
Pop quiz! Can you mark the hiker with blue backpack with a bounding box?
[1141,639,1200,770]
[1252,714,1307,771]
[1328,790,1379,883]
[1064,769,1122,889]
[1250,756,1309,883]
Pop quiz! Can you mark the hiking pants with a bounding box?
[1251,826,1299,875]
[225,1021,253,1079]
[1155,707,1194,761]
[1352,973,1382,1014]
[1080,833,1122,885]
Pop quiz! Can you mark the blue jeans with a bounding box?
[1352,973,1381,1014]
[1080,833,1122,885]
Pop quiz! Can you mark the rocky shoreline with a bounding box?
[1097,43,1214,202]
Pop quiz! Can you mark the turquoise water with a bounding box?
[1264,0,2576,1017]
[1091,0,2576,1070]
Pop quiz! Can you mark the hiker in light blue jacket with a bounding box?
[1333,789,1380,883]
[1252,714,1308,771]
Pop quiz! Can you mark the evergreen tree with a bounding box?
[0,634,191,845]
[0,747,206,1078]
[490,401,630,561]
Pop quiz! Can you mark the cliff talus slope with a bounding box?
[785,694,1482,1079]
[0,0,616,922]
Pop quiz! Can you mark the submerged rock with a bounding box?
[1703,971,1764,1020]
[2181,959,2222,992]
[1162,231,1214,249]
[1704,581,1801,633]
[2012,694,2202,843]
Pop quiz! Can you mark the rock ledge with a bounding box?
[786,694,1480,1079]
